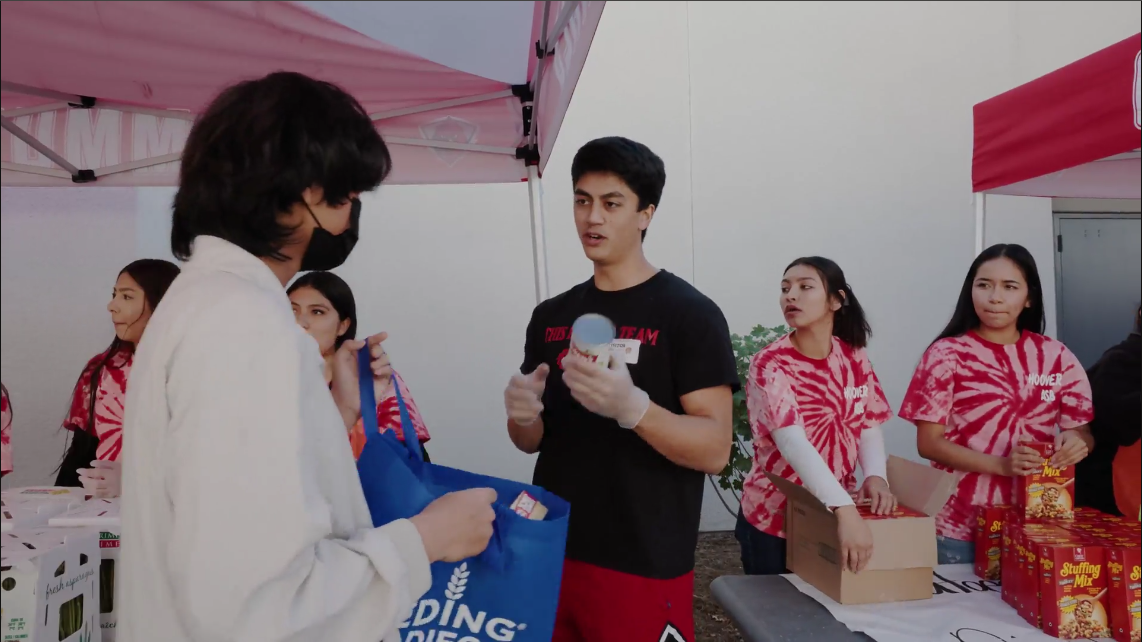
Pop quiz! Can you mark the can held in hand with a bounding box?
[569,313,616,368]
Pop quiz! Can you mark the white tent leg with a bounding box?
[974,193,987,255]
[527,165,550,304]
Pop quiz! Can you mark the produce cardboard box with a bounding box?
[1107,547,1141,642]
[1,500,72,533]
[49,499,120,642]
[1,489,88,532]
[1,528,101,642]
[767,456,957,605]
[1,487,88,506]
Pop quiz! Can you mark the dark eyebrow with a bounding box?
[573,188,626,200]
[115,287,138,293]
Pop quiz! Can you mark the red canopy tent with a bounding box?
[0,1,607,303]
[971,32,1141,253]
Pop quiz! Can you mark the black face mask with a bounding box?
[300,197,361,272]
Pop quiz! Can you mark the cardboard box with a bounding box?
[975,506,1008,580]
[767,456,957,605]
[1,500,71,533]
[0,488,88,506]
[49,499,120,642]
[1040,543,1113,639]
[1,528,101,642]
[1107,547,1141,642]
[1019,442,1076,522]
[1,489,87,532]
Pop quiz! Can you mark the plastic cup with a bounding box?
[569,313,616,368]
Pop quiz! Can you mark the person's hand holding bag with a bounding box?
[77,459,122,498]
[330,332,390,430]
[410,488,499,562]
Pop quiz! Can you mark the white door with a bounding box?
[1054,214,1142,368]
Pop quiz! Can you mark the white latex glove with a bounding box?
[504,365,549,426]
[562,350,650,429]
[76,459,122,498]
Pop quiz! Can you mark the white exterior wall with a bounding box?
[3,1,1140,532]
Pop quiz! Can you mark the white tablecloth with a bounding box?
[783,564,1100,642]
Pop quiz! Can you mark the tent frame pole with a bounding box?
[974,193,987,255]
[527,164,550,303]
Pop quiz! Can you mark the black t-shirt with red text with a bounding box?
[520,271,739,579]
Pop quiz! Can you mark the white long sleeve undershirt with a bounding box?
[772,425,855,510]
[858,425,889,483]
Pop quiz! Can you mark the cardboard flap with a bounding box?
[887,455,958,516]
[765,472,833,514]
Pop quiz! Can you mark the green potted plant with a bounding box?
[710,324,789,515]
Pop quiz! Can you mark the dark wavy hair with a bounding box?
[933,243,1045,344]
[571,137,666,241]
[171,71,391,261]
[56,259,180,486]
[287,271,358,350]
[785,256,872,348]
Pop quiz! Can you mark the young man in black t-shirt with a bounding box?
[503,137,739,642]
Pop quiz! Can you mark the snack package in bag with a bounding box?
[355,350,570,641]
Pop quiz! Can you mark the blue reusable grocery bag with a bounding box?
[355,349,569,642]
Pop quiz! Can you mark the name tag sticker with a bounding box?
[611,339,641,364]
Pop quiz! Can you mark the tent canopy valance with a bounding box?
[0,0,607,302]
[971,32,1141,253]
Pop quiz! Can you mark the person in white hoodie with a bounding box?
[117,71,497,642]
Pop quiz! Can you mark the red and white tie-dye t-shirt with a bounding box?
[62,348,132,462]
[348,370,431,460]
[741,334,893,538]
[1,385,12,475]
[899,331,1094,541]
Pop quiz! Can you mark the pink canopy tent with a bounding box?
[971,32,1141,254]
[0,1,607,302]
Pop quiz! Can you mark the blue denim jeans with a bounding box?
[936,536,975,565]
[735,509,789,576]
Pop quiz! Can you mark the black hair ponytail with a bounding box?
[785,256,872,348]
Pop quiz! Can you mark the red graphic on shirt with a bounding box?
[62,347,132,462]
[545,326,571,343]
[616,326,660,346]
[556,348,570,370]
[545,325,661,346]
[741,335,892,538]
[899,331,1093,541]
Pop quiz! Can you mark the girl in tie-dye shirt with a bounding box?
[901,244,1094,564]
[739,257,896,576]
[57,259,181,493]
[288,272,432,462]
[1,384,12,476]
